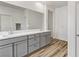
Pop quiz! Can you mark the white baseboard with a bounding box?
[51,37,68,41]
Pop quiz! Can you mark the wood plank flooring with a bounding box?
[26,39,68,57]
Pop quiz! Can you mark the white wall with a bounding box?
[77,2,79,57]
[77,3,79,34]
[0,4,27,31]
[53,6,68,41]
[68,2,76,56]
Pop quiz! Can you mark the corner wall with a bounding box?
[53,6,68,41]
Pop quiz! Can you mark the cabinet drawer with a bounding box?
[0,39,14,46]
[40,33,45,36]
[47,32,51,35]
[28,37,39,46]
[0,36,27,46]
[35,34,39,37]
[14,36,27,43]
[28,35,34,39]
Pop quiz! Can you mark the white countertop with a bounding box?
[0,30,50,41]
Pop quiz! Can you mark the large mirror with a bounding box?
[0,2,44,32]
[0,11,43,32]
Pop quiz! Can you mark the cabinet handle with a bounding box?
[76,34,79,36]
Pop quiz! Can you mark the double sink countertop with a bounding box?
[0,30,50,41]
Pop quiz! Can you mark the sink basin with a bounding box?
[0,32,10,37]
[0,35,4,37]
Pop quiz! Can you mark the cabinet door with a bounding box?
[28,34,40,53]
[14,40,27,57]
[46,35,51,45]
[40,36,46,47]
[45,32,51,45]
[28,38,35,46]
[34,42,39,50]
[29,45,35,53]
[29,42,39,53]
[28,35,39,46]
[0,44,13,57]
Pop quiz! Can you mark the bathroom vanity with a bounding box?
[0,30,51,57]
[0,11,50,57]
[0,2,51,57]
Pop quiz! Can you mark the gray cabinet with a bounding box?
[0,44,13,57]
[40,32,51,47]
[40,36,46,47]
[77,37,79,56]
[29,43,39,53]
[28,34,39,53]
[14,40,27,57]
[0,31,51,57]
[0,36,27,57]
[46,35,51,44]
[40,33,46,47]
[46,32,51,45]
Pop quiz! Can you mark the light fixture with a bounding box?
[35,2,43,8]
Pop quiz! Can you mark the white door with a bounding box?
[77,14,79,56]
[76,3,79,57]
[14,40,27,57]
[0,44,13,57]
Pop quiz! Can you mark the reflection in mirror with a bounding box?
[27,9,44,30]
[0,2,44,35]
[0,14,13,31]
[16,23,21,30]
[0,14,26,32]
[0,2,27,33]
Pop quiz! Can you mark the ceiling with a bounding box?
[21,1,68,8]
[0,1,68,13]
[0,1,25,10]
[1,1,68,8]
[46,1,68,8]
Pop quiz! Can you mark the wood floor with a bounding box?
[26,39,68,57]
